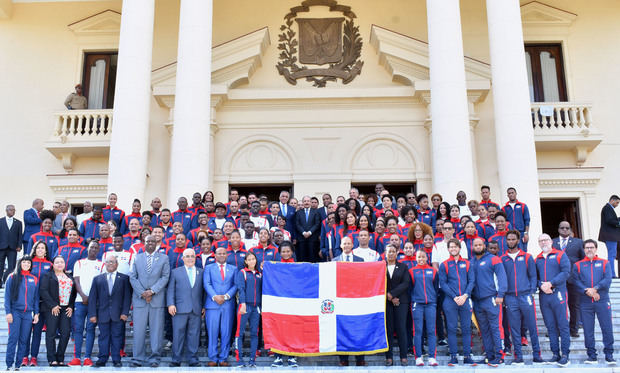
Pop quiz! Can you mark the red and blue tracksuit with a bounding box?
[462,234,481,259]
[119,213,142,235]
[502,201,530,250]
[417,208,435,229]
[167,247,190,270]
[439,257,475,357]
[399,223,413,238]
[26,231,58,256]
[535,249,571,357]
[501,250,541,359]
[333,226,358,249]
[472,252,507,361]
[480,200,500,211]
[227,248,249,270]
[449,218,462,237]
[197,252,216,269]
[4,271,39,368]
[149,211,161,227]
[188,227,210,246]
[26,258,51,360]
[58,243,86,273]
[250,244,278,264]
[376,233,406,254]
[188,205,206,229]
[96,237,114,260]
[489,230,509,257]
[58,235,85,248]
[433,233,444,244]
[475,219,496,241]
[207,217,235,233]
[79,218,105,241]
[320,228,338,260]
[409,264,438,359]
[349,231,378,252]
[122,232,141,251]
[102,206,125,227]
[400,255,417,269]
[172,209,194,235]
[572,256,614,359]
[234,269,262,364]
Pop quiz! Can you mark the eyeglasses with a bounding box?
[443,227,454,230]
[559,227,570,230]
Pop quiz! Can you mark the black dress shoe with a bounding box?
[150,362,159,368]
[570,331,579,338]
[189,361,201,367]
[112,362,122,368]
[130,362,142,367]
[95,360,107,367]
[385,359,393,366]
[169,362,181,367]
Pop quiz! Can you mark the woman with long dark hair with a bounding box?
[39,256,76,366]
[234,251,262,368]
[4,256,39,370]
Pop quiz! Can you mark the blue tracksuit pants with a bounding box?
[6,311,32,368]
[581,297,614,359]
[235,305,260,364]
[504,294,541,358]
[413,302,436,359]
[443,297,472,356]
[474,296,503,360]
[539,291,570,357]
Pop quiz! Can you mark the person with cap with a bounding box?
[64,84,87,110]
[208,203,235,232]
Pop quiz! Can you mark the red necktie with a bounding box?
[219,264,225,281]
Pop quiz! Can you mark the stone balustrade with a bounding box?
[53,109,113,139]
[531,102,592,132]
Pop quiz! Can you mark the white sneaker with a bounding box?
[415,357,424,366]
[428,358,438,366]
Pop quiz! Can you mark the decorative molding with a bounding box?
[537,167,602,188]
[0,0,12,19]
[151,27,271,109]
[369,25,492,86]
[520,2,577,28]
[68,9,121,38]
[47,173,109,204]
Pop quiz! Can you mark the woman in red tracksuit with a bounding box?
[24,241,52,367]
[234,252,262,368]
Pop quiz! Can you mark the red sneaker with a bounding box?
[83,358,93,367]
[29,357,38,367]
[68,358,82,366]
[521,337,528,346]
[21,357,29,367]
[119,349,127,357]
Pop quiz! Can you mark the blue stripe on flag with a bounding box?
[262,261,319,298]
[336,313,387,352]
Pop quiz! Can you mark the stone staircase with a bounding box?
[1,280,620,370]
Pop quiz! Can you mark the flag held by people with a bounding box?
[262,261,388,356]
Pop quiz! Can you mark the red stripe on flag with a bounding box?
[336,261,386,298]
[263,313,320,354]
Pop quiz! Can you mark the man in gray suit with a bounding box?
[52,200,75,235]
[129,235,170,367]
[166,248,204,367]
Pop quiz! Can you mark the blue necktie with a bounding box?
[188,267,194,288]
[305,209,309,222]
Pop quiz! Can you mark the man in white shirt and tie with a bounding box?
[166,248,204,367]
[0,204,22,285]
[278,190,296,242]
[552,221,585,337]
[333,237,363,262]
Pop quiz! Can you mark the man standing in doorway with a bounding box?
[597,195,620,277]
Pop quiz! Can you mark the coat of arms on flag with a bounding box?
[262,261,388,356]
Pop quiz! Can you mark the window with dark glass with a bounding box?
[82,52,118,109]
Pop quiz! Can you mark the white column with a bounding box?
[107,0,155,210]
[167,0,213,202]
[486,0,542,248]
[426,0,475,200]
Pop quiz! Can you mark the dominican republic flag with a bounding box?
[262,261,388,356]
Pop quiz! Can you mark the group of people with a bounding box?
[0,185,618,369]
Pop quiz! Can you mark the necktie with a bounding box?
[188,267,194,288]
[346,255,350,262]
[146,254,152,273]
[282,204,286,215]
[305,209,309,222]
[220,264,225,281]
[108,273,114,295]
[561,238,567,250]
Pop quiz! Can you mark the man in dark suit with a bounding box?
[23,198,43,250]
[278,190,296,240]
[266,202,280,229]
[88,255,131,367]
[204,247,238,367]
[294,196,321,262]
[552,221,585,337]
[0,204,22,286]
[598,195,620,277]
[167,248,204,367]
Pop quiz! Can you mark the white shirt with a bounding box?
[5,216,13,230]
[105,270,117,292]
[458,205,472,218]
[432,239,468,264]
[242,237,259,250]
[353,247,381,262]
[249,216,268,229]
[76,212,93,226]
[185,265,196,287]
[213,218,227,230]
[508,251,519,261]
[102,250,134,275]
[387,264,396,277]
[73,258,104,302]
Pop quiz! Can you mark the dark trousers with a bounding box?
[171,312,201,364]
[566,283,581,333]
[97,320,124,363]
[44,307,72,363]
[473,297,503,360]
[581,297,614,359]
[435,289,446,340]
[296,239,318,263]
[0,248,17,283]
[443,297,473,356]
[386,301,408,360]
[539,291,570,357]
[504,294,541,359]
[5,310,32,367]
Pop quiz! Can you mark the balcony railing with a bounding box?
[531,102,602,165]
[53,109,113,139]
[46,109,113,172]
[531,102,592,132]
